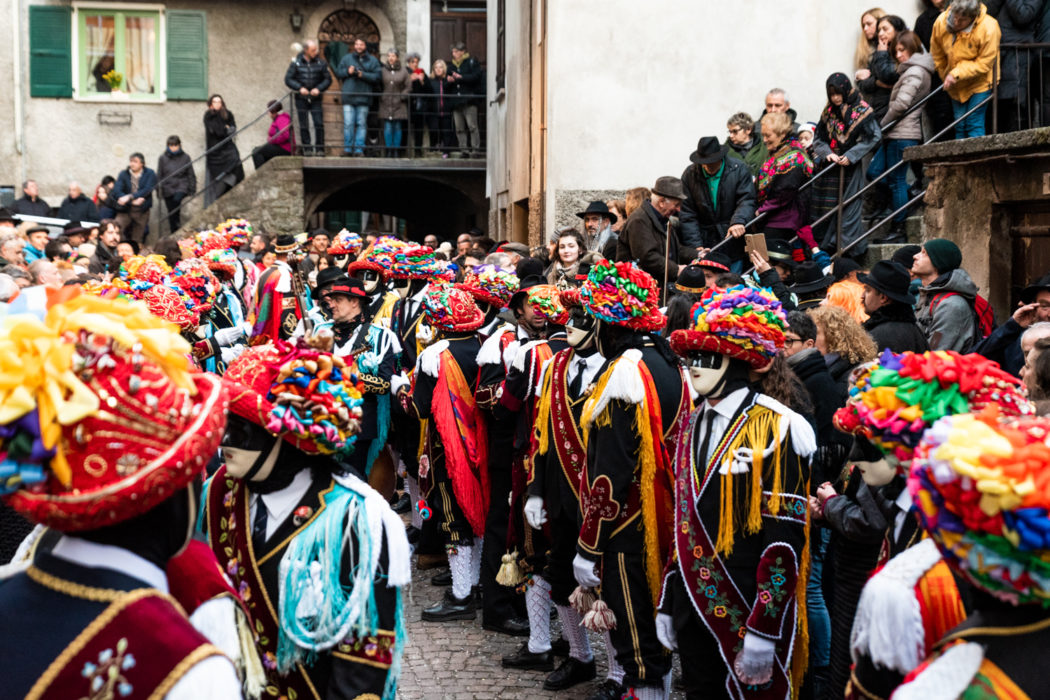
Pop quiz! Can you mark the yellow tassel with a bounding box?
[635,402,663,609]
[716,468,736,556]
[747,422,765,536]
[535,366,554,457]
[769,419,784,515]
[495,551,523,587]
[791,473,812,697]
[417,418,429,461]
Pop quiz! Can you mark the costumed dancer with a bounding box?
[326,275,402,479]
[327,229,362,272]
[498,285,570,673]
[292,267,345,339]
[462,263,521,341]
[0,291,243,698]
[526,288,627,699]
[252,234,306,342]
[208,338,411,700]
[893,414,1050,699]
[215,218,260,304]
[397,284,490,621]
[573,260,692,700]
[474,271,547,636]
[193,243,253,374]
[659,285,816,700]
[346,242,400,331]
[831,351,1032,700]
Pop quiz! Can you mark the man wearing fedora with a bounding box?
[616,176,697,288]
[680,136,756,270]
[859,260,929,353]
[788,261,833,311]
[576,201,619,259]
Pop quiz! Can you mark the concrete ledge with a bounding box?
[905,127,1050,162]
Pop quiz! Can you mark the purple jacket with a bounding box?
[268,113,295,154]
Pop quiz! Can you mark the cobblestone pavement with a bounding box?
[396,558,686,699]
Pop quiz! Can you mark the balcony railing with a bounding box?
[992,43,1050,133]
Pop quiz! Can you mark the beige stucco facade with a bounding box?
[487,0,925,245]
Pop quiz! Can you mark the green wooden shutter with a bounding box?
[166,10,207,100]
[29,5,72,98]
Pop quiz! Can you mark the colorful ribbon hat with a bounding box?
[422,283,485,332]
[459,264,520,310]
[579,259,666,332]
[669,285,786,369]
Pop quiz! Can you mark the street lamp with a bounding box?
[289,9,304,33]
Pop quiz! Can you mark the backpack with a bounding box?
[929,291,995,350]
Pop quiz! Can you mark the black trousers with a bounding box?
[295,96,324,152]
[481,421,524,622]
[425,114,454,154]
[543,508,579,606]
[163,193,185,233]
[669,574,733,700]
[602,551,671,688]
[252,143,287,169]
[426,449,474,548]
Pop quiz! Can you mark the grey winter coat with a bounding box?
[379,61,411,120]
[916,268,980,352]
[336,50,382,106]
[881,52,936,140]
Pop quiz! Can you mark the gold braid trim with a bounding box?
[534,361,555,457]
[25,588,180,700]
[147,644,225,700]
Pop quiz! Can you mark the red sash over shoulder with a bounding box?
[545,349,587,497]
[26,582,220,700]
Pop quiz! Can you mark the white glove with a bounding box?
[655,612,677,651]
[572,553,601,588]
[733,632,776,686]
[523,496,547,529]
[213,326,245,347]
[390,372,411,396]
[220,345,243,365]
[240,320,255,336]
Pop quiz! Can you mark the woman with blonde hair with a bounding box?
[427,59,455,156]
[855,7,887,71]
[623,187,650,218]
[808,304,878,391]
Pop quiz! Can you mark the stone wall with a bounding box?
[551,189,624,241]
[906,128,1050,318]
[180,156,305,235]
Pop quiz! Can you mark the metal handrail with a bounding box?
[830,189,927,261]
[708,84,947,255]
[991,43,1050,134]
[738,91,994,274]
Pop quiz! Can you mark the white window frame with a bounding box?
[71,1,167,103]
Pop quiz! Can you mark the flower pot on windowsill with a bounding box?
[110,89,125,98]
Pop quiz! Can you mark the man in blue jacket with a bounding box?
[337,38,381,156]
[112,152,157,245]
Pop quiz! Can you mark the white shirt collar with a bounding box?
[703,386,749,419]
[51,536,170,593]
[254,469,314,539]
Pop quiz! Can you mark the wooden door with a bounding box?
[430,1,486,67]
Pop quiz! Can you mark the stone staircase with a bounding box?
[857,213,924,268]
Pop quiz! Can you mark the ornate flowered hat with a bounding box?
[390,244,438,280]
[171,258,219,316]
[579,259,665,332]
[113,255,201,330]
[119,255,172,294]
[669,285,785,368]
[215,218,253,248]
[143,284,199,332]
[367,236,409,274]
[460,264,519,309]
[327,229,363,258]
[202,247,240,281]
[833,350,1033,467]
[910,413,1050,606]
[527,284,570,325]
[422,283,484,332]
[1,290,228,531]
[223,338,365,456]
[193,229,228,257]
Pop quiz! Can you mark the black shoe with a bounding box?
[391,492,410,514]
[405,525,421,545]
[877,222,906,244]
[482,615,530,637]
[430,569,452,587]
[543,656,596,690]
[586,678,624,700]
[421,590,475,621]
[550,636,569,656]
[501,641,554,671]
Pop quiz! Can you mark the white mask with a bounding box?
[224,439,282,481]
[688,353,730,397]
[566,324,595,349]
[856,455,898,487]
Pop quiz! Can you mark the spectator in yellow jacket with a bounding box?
[930,0,1001,138]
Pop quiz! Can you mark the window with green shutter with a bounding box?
[29,5,73,98]
[76,7,162,100]
[166,10,207,100]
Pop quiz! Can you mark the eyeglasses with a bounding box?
[783,337,804,346]
[728,127,744,134]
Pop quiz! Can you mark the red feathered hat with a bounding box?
[2,291,229,532]
[423,283,484,332]
[346,259,390,280]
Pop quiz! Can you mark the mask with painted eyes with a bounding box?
[333,253,351,270]
[353,269,381,294]
[855,455,898,487]
[221,414,282,481]
[686,352,730,398]
[394,278,411,299]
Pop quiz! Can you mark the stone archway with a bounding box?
[305,1,396,52]
[318,9,381,55]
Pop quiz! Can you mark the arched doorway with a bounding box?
[318,9,381,56]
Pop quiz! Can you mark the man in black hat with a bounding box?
[576,201,618,259]
[974,271,1050,376]
[680,136,757,267]
[291,265,344,338]
[859,260,929,353]
[616,176,697,288]
[787,261,833,310]
[61,221,89,248]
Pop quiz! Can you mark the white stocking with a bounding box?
[603,629,625,683]
[630,681,669,700]
[470,537,483,587]
[449,545,474,600]
[555,604,593,662]
[525,575,552,653]
[405,475,423,529]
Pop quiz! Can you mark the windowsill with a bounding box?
[73,93,165,104]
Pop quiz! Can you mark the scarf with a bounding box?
[757,139,813,202]
[820,73,875,153]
